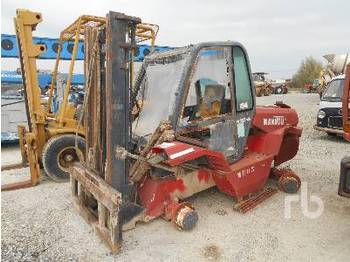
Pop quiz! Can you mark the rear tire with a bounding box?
[42,134,85,182]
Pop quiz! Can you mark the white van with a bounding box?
[314,75,346,136]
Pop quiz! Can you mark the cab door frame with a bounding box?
[171,42,255,162]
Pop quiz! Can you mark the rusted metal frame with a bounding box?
[71,25,109,238]
[99,30,107,176]
[84,26,93,162]
[70,163,122,253]
[83,27,106,177]
[105,11,140,191]
[84,27,102,172]
[71,164,121,209]
[70,12,156,252]
[102,11,142,248]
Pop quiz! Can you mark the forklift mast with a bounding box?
[105,13,140,193]
[14,10,47,151]
[11,9,48,188]
[71,11,143,252]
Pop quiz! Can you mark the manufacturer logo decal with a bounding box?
[263,116,285,126]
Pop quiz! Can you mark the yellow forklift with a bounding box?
[2,9,158,190]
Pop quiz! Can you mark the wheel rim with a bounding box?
[57,146,81,172]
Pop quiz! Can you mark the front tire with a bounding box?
[42,134,85,182]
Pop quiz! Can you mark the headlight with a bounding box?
[317,110,326,119]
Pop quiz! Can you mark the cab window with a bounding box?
[232,46,253,111]
[182,46,232,124]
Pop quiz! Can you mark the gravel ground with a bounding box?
[2,93,350,262]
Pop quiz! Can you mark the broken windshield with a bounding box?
[133,52,188,138]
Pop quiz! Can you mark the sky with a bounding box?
[1,0,349,79]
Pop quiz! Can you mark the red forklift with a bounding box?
[69,11,303,253]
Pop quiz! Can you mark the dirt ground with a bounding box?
[1,93,350,262]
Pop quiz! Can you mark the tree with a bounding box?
[291,56,323,89]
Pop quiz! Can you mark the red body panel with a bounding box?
[137,104,302,219]
[253,106,299,133]
[213,153,273,199]
[153,142,231,171]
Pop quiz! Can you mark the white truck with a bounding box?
[314,74,350,140]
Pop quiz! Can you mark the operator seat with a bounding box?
[198,83,225,118]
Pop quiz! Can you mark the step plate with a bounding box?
[233,187,278,213]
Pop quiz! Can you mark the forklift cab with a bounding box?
[133,42,256,162]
